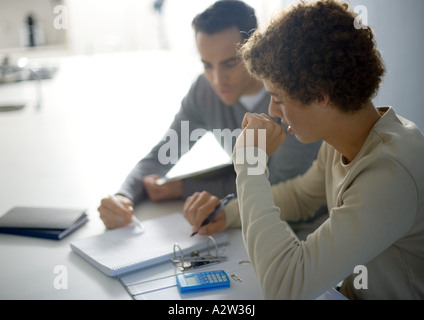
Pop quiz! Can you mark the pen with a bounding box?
[109,194,144,231]
[190,193,235,237]
[131,215,145,231]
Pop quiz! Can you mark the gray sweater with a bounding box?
[118,74,322,205]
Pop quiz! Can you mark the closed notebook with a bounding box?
[70,212,229,277]
[0,206,88,240]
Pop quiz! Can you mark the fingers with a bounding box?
[116,195,135,211]
[98,195,134,229]
[236,112,287,156]
[143,175,162,201]
[242,112,271,127]
[196,211,226,235]
[183,191,221,233]
[241,112,251,130]
[143,175,183,202]
[184,191,220,225]
[243,113,274,130]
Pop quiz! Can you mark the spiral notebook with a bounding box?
[70,212,228,277]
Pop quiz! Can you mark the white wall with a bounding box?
[64,0,284,80]
[348,0,424,131]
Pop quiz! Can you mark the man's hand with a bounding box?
[142,174,183,202]
[98,194,135,229]
[183,191,226,235]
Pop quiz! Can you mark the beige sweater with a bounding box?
[230,107,424,299]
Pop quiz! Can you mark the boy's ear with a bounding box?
[317,94,330,108]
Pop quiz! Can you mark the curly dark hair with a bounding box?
[240,0,386,112]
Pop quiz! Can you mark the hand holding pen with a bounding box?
[109,194,145,232]
[98,194,145,231]
[183,192,235,236]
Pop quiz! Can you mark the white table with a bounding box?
[0,199,185,300]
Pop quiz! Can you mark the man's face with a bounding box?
[196,27,259,106]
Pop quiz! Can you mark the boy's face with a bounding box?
[264,79,324,144]
[196,27,260,106]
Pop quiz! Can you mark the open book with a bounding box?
[70,212,228,277]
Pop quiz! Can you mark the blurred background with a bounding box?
[0,0,286,81]
[1,0,424,119]
[0,0,423,214]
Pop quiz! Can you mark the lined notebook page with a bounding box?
[70,212,228,277]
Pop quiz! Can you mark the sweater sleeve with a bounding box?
[225,144,327,229]
[232,146,417,299]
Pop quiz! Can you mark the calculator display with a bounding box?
[185,275,199,286]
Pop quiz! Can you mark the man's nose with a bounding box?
[212,68,225,87]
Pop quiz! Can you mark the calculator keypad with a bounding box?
[200,271,228,284]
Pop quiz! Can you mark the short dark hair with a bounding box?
[192,0,257,42]
[241,0,386,112]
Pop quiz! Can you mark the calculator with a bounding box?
[176,270,230,293]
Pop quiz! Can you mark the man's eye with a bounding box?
[224,62,238,69]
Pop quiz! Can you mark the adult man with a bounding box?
[99,0,321,229]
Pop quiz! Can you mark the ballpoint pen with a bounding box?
[109,194,145,232]
[190,193,235,237]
